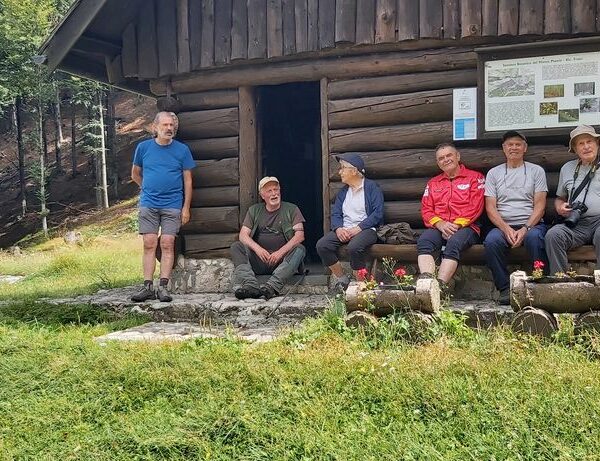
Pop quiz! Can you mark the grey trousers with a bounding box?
[545,216,600,274]
[230,241,306,293]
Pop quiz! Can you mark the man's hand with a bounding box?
[181,207,191,225]
[557,202,572,218]
[502,227,519,246]
[435,220,460,240]
[254,246,271,264]
[267,249,286,266]
[511,227,528,248]
[346,226,362,238]
[335,227,351,242]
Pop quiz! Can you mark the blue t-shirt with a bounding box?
[133,139,196,209]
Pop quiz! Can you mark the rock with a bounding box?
[64,231,83,245]
[8,246,21,257]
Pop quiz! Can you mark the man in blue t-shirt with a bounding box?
[130,111,196,302]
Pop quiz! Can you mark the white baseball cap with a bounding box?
[258,176,279,191]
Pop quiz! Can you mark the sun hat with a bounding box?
[568,125,600,153]
[258,176,280,191]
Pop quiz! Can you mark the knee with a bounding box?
[230,240,244,252]
[483,231,505,251]
[545,226,565,246]
[316,235,332,255]
[294,244,306,258]
[160,235,175,250]
[524,229,544,248]
[593,227,600,246]
[143,235,158,250]
[347,239,367,255]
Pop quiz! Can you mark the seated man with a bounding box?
[417,143,485,289]
[484,131,548,305]
[230,176,306,300]
[316,153,384,293]
[546,125,600,274]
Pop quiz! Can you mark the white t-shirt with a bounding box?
[342,180,367,228]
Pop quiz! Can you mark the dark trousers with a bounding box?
[483,224,547,291]
[316,229,378,270]
[417,227,479,262]
[230,241,306,293]
[545,216,600,274]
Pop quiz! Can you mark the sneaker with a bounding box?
[131,285,156,302]
[498,288,510,305]
[330,278,350,296]
[234,286,262,300]
[437,278,450,296]
[157,285,173,302]
[259,285,278,300]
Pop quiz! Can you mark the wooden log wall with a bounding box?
[113,0,600,83]
[326,68,572,232]
[175,88,242,258]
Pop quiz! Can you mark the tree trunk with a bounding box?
[42,111,49,167]
[54,82,63,172]
[106,89,118,199]
[13,97,27,215]
[71,102,77,178]
[38,99,48,238]
[97,90,109,209]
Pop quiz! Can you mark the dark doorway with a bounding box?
[257,82,322,262]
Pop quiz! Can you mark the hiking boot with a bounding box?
[330,277,350,296]
[417,272,434,280]
[157,285,173,302]
[234,286,262,300]
[259,285,278,300]
[498,288,510,305]
[131,285,156,302]
[437,279,450,296]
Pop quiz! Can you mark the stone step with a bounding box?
[256,273,329,294]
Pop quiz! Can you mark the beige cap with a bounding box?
[258,176,279,191]
[569,125,600,153]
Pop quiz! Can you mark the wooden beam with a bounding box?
[321,78,331,233]
[191,158,239,186]
[105,54,124,84]
[177,108,239,139]
[518,0,544,35]
[214,0,233,65]
[151,48,477,95]
[267,0,284,58]
[461,0,482,36]
[442,0,460,38]
[482,0,499,35]
[397,0,419,39]
[356,0,376,44]
[177,0,191,74]
[191,186,240,207]
[318,0,336,48]
[137,0,159,79]
[121,23,138,78]
[498,0,519,35]
[42,0,109,71]
[307,0,319,50]
[295,0,309,52]
[231,0,249,60]
[187,137,239,160]
[571,0,597,33]
[72,35,121,57]
[282,0,297,54]
[248,0,267,59]
[375,0,397,43]
[157,0,178,77]
[182,233,239,253]
[189,0,203,69]
[336,0,357,43]
[238,87,259,226]
[184,206,240,233]
[178,90,239,111]
[544,0,571,34]
[420,0,443,38]
[200,0,215,67]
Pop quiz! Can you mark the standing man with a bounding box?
[230,177,306,300]
[546,125,600,274]
[130,111,196,302]
[418,143,485,290]
[483,131,548,304]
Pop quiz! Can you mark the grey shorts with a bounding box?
[138,207,181,235]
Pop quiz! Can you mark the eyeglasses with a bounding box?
[339,166,356,171]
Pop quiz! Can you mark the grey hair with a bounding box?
[152,111,179,136]
[339,159,364,178]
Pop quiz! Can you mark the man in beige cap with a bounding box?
[546,125,600,274]
[229,176,306,299]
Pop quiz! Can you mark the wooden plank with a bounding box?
[597,0,600,32]
[105,55,124,84]
[267,0,284,58]
[238,87,259,226]
[191,186,240,206]
[498,0,519,35]
[327,145,573,179]
[544,0,571,34]
[121,23,138,78]
[177,0,191,73]
[571,0,597,33]
[397,0,419,40]
[321,78,331,234]
[375,0,397,42]
[200,0,215,67]
[151,48,477,94]
[420,0,443,38]
[329,121,453,152]
[318,0,336,48]
[482,0,499,35]
[356,0,376,44]
[184,248,231,259]
[519,0,544,35]
[335,0,357,43]
[282,0,297,54]
[187,137,239,160]
[177,108,239,139]
[214,0,233,65]
[248,0,267,59]
[461,0,482,36]
[231,0,248,60]
[178,90,239,111]
[328,69,477,99]
[182,233,239,252]
[137,0,159,79]
[307,0,319,50]
[157,0,178,77]
[191,158,239,186]
[328,89,453,129]
[442,0,460,38]
[185,206,240,233]
[295,0,309,52]
[189,0,203,69]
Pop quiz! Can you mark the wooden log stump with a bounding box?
[345,278,440,314]
[402,311,434,338]
[574,311,600,336]
[511,270,600,314]
[511,307,558,338]
[345,310,379,329]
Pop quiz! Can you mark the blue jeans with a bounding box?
[483,224,548,291]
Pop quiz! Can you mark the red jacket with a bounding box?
[421,164,485,234]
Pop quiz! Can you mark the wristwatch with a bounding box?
[523,225,532,231]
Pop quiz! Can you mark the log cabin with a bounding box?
[41,0,600,269]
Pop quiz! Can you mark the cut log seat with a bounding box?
[340,244,597,265]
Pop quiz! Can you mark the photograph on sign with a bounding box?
[484,51,600,131]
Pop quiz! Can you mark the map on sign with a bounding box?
[484,51,600,131]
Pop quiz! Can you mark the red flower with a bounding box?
[533,260,545,270]
[357,268,368,280]
[394,267,407,277]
